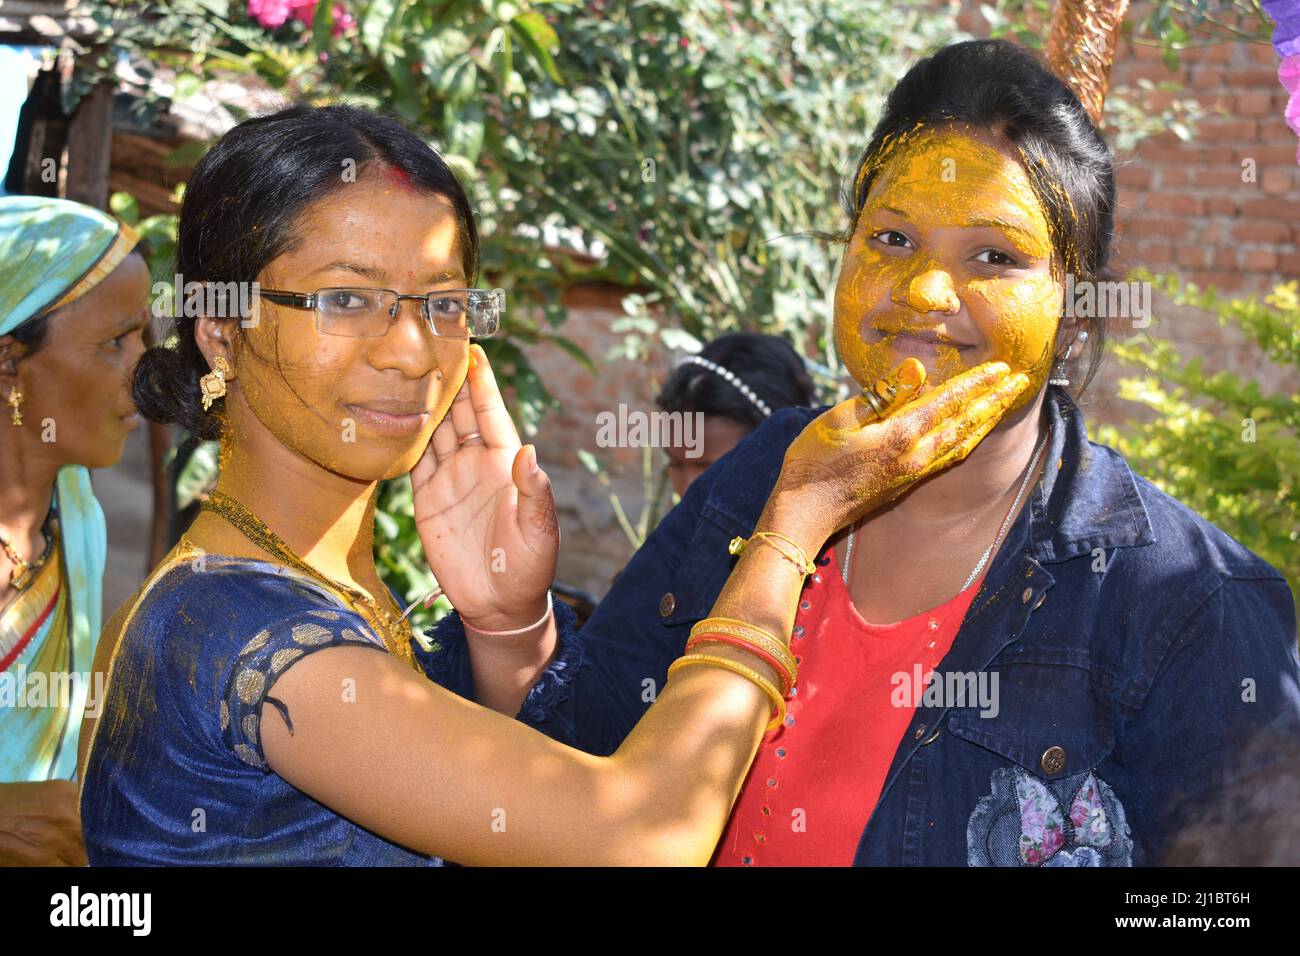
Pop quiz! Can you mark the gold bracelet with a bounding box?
[667,653,786,733]
[727,530,816,577]
[689,618,797,693]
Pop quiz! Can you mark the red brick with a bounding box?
[1123,217,1186,239]
[1115,164,1152,189]
[1177,246,1208,267]
[1263,167,1299,194]
[1249,145,1300,166]
[1243,250,1279,271]
[1158,167,1191,187]
[1197,118,1259,142]
[1205,43,1233,65]
[1132,42,1165,63]
[1278,252,1300,275]
[1145,90,1180,111]
[1141,241,1174,264]
[1236,92,1276,117]
[1212,248,1238,269]
[1222,67,1287,87]
[1199,146,1237,164]
[1248,43,1283,65]
[1145,193,1203,215]
[1205,196,1238,215]
[1242,198,1300,222]
[1232,222,1293,243]
[1192,70,1226,91]
[1189,271,1245,292]
[1128,64,1182,85]
[1194,169,1250,189]
[1137,140,1197,164]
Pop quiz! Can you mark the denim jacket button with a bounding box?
[1041,745,1066,774]
[1021,587,1034,604]
[659,593,676,618]
[1033,591,1047,610]
[913,724,927,740]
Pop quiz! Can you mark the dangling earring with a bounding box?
[6,386,23,426]
[1049,329,1089,387]
[199,356,232,411]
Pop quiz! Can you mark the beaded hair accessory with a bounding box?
[680,355,773,417]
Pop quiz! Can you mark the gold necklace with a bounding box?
[200,489,417,670]
[0,510,56,591]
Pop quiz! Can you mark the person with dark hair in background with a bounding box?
[0,197,150,865]
[425,38,1300,867]
[656,333,815,498]
[75,103,1014,865]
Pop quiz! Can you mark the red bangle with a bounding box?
[685,633,794,698]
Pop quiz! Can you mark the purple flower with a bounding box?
[1264,0,1300,58]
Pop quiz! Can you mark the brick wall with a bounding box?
[523,2,1300,596]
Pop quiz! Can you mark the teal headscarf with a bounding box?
[1,196,139,779]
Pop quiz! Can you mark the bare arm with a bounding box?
[262,529,800,866]
[264,358,1029,865]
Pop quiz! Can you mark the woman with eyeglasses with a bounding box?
[76,104,1022,865]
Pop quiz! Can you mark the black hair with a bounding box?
[7,310,50,355]
[845,39,1117,397]
[132,103,479,439]
[656,333,816,430]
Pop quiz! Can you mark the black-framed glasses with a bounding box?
[258,287,503,339]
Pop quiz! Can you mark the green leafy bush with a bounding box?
[1096,273,1300,610]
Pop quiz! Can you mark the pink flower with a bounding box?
[332,3,356,35]
[1282,55,1300,139]
[249,0,354,36]
[247,0,291,29]
[288,0,317,24]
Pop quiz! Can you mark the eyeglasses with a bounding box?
[258,287,503,339]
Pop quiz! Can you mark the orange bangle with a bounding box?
[667,653,786,733]
[686,633,795,698]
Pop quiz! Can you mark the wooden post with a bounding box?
[63,75,113,207]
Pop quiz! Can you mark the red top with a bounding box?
[711,548,984,867]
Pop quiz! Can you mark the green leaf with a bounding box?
[312,0,334,51]
[173,73,202,100]
[360,0,396,56]
[109,192,139,225]
[510,11,562,84]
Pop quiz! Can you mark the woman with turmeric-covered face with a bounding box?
[428,39,1300,867]
[76,103,1021,866]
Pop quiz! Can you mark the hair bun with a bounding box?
[132,337,222,440]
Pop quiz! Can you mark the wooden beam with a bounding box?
[63,76,111,207]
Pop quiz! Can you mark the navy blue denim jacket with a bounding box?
[426,385,1300,866]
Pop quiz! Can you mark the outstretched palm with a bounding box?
[410,346,558,631]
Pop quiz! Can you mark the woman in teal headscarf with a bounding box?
[0,195,149,864]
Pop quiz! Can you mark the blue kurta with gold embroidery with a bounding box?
[80,555,443,866]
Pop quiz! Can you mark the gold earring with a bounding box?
[6,386,23,426]
[199,356,232,411]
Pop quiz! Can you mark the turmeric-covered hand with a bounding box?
[771,358,1029,547]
